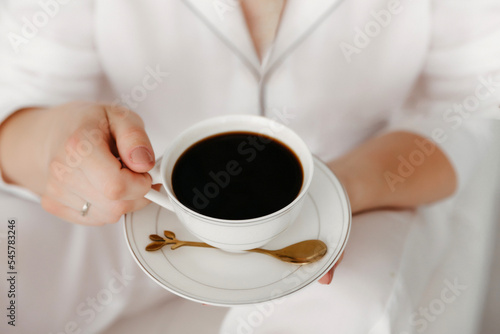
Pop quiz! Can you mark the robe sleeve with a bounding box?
[0,0,102,201]
[384,0,500,191]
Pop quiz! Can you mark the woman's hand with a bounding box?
[0,102,155,225]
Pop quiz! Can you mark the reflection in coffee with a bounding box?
[171,132,303,220]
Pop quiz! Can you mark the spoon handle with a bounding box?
[170,241,216,250]
[171,241,281,261]
[172,241,272,255]
[169,242,303,264]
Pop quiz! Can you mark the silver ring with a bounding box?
[81,202,91,217]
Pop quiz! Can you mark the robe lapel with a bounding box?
[181,0,261,79]
[180,0,346,78]
[265,0,346,74]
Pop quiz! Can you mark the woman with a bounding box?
[0,0,498,333]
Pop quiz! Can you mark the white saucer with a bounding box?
[124,157,351,306]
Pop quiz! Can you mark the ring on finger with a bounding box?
[81,202,91,217]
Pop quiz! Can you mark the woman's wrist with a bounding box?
[0,107,51,193]
[328,159,374,215]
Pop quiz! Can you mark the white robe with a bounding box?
[0,0,499,333]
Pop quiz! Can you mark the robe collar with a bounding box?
[181,0,346,80]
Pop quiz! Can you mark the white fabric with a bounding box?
[0,0,499,333]
[220,153,500,334]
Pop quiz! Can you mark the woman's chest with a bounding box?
[240,0,287,59]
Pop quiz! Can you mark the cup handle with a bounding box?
[144,158,174,211]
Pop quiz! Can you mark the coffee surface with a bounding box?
[172,131,303,220]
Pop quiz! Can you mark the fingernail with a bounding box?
[130,147,153,164]
[326,270,334,284]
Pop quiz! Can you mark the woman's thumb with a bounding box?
[105,105,155,173]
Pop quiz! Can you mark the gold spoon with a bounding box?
[146,230,328,265]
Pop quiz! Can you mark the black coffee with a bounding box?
[171,131,303,220]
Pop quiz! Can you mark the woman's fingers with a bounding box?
[318,268,334,285]
[43,173,151,225]
[318,252,345,285]
[54,105,153,201]
[41,103,156,226]
[42,195,151,226]
[105,105,155,173]
[78,145,152,201]
[41,195,109,226]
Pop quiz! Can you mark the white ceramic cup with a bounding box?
[144,115,314,251]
